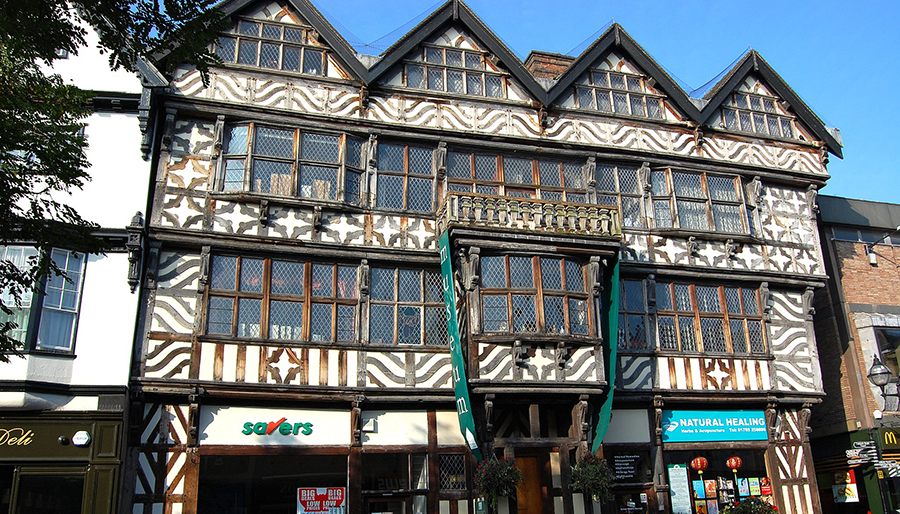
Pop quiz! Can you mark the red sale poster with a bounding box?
[297,487,346,514]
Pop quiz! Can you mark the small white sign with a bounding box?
[71,431,91,447]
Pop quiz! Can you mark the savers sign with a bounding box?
[297,487,345,514]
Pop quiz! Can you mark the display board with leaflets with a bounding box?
[666,449,773,513]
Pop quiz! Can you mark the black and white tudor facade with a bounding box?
[125,1,840,513]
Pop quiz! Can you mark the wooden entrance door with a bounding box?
[515,456,543,514]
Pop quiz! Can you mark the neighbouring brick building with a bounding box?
[812,195,900,514]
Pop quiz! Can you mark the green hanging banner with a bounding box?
[592,258,620,453]
[439,231,483,462]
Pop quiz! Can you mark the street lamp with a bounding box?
[866,355,895,514]
[869,355,894,390]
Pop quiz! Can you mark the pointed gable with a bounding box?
[368,0,547,103]
[548,25,700,121]
[700,51,842,158]
[211,0,367,82]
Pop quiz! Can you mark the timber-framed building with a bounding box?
[124,1,841,513]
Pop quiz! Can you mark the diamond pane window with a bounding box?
[655,282,765,354]
[376,143,435,212]
[723,91,796,139]
[207,256,358,342]
[369,268,446,345]
[405,45,504,98]
[216,18,327,76]
[440,455,466,491]
[579,69,663,118]
[480,256,591,336]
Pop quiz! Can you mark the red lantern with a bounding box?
[690,457,709,476]
[726,456,743,472]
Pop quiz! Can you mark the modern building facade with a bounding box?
[811,195,900,514]
[0,23,146,514]
[125,1,841,513]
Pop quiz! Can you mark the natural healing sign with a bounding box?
[661,410,767,443]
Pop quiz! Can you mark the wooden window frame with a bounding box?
[655,282,766,355]
[596,163,645,228]
[403,44,506,99]
[206,255,358,343]
[721,92,796,140]
[574,69,665,119]
[213,17,328,77]
[220,123,364,204]
[480,255,591,336]
[651,169,748,234]
[446,151,587,202]
[368,267,447,346]
[375,143,437,213]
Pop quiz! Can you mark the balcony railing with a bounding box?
[437,193,622,238]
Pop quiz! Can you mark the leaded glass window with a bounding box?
[596,164,644,228]
[376,143,435,212]
[575,70,664,119]
[214,18,328,76]
[368,267,447,345]
[655,282,765,354]
[481,255,590,336]
[207,255,358,342]
[405,44,505,98]
[721,91,796,139]
[221,123,364,204]
[447,151,585,202]
[651,170,746,233]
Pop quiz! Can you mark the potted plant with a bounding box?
[474,457,523,511]
[722,497,778,513]
[570,453,614,504]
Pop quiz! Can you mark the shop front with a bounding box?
[0,415,123,514]
[195,404,472,514]
[661,410,774,514]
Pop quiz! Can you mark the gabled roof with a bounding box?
[366,0,548,103]
[211,0,369,82]
[547,24,701,121]
[699,50,842,158]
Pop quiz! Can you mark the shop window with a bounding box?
[439,454,467,491]
[0,246,86,354]
[368,267,447,345]
[480,255,590,336]
[15,473,84,514]
[221,123,365,204]
[575,70,664,119]
[663,449,772,513]
[656,283,765,355]
[361,453,428,513]
[596,164,644,228]
[405,44,505,99]
[198,455,347,514]
[446,151,586,203]
[214,19,328,76]
[206,255,358,342]
[376,143,435,212]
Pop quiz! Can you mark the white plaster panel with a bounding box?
[436,410,466,446]
[361,410,428,446]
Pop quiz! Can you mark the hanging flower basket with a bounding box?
[474,457,523,510]
[570,453,614,504]
[722,497,778,513]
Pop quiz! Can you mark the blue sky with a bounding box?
[310,0,900,204]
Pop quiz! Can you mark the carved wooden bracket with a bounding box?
[258,199,269,225]
[145,242,161,289]
[351,395,365,446]
[359,86,369,110]
[746,176,762,209]
[126,212,144,293]
[359,259,370,300]
[802,287,816,321]
[484,394,495,438]
[687,236,699,256]
[638,162,651,196]
[556,342,569,368]
[807,185,819,220]
[187,387,205,447]
[198,246,211,289]
[760,282,772,322]
[724,239,740,259]
[313,205,323,233]
[513,340,526,367]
